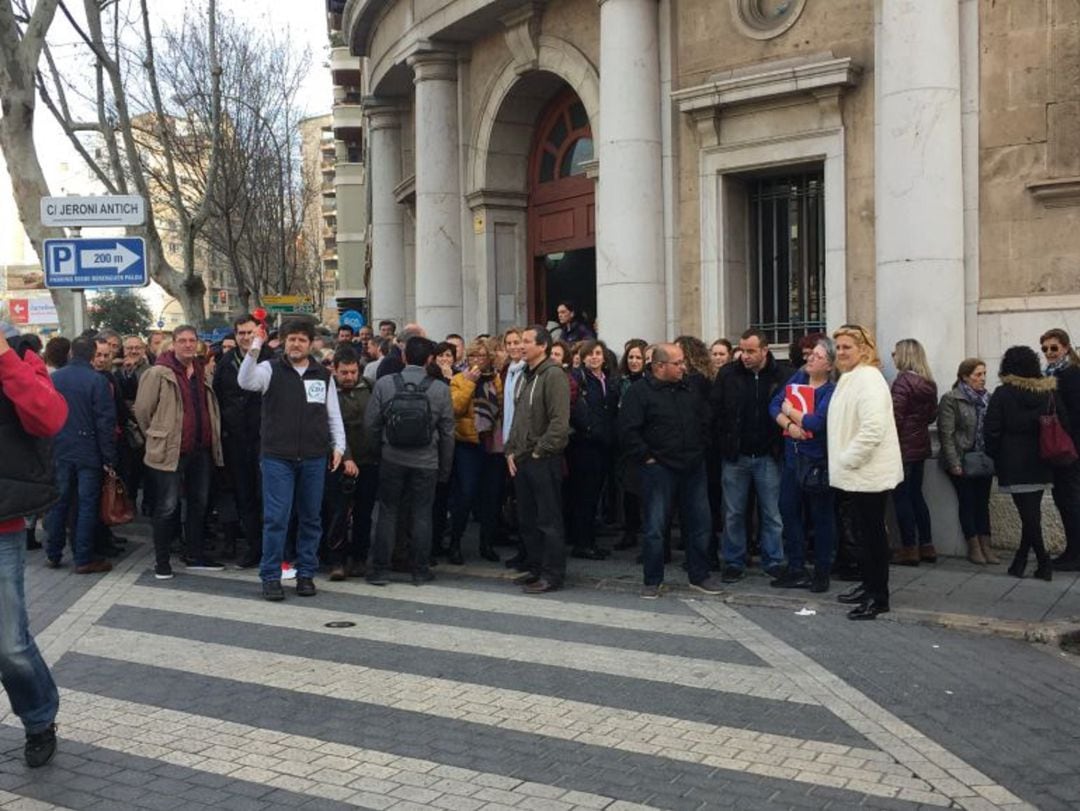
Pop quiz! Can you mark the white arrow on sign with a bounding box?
[78,243,141,273]
[12,303,25,315]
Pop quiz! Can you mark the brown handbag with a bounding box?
[100,469,135,526]
[1039,394,1079,467]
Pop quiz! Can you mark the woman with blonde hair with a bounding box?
[890,338,939,565]
[448,338,504,564]
[830,325,904,620]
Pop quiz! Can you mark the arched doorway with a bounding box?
[528,89,595,326]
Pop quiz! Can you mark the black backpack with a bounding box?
[383,373,434,448]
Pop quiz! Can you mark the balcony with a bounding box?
[330,46,362,89]
[332,101,364,141]
[334,162,365,188]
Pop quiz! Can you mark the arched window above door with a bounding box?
[533,95,593,185]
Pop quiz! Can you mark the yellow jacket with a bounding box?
[450,372,504,444]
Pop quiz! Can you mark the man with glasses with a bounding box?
[620,343,722,598]
[710,328,793,582]
[1041,329,1080,570]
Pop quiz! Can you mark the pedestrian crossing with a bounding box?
[2,544,1034,810]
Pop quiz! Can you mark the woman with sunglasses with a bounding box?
[830,324,904,620]
[1041,329,1080,571]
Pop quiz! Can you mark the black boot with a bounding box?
[25,526,41,551]
[446,538,464,565]
[478,537,500,563]
[1007,551,1026,579]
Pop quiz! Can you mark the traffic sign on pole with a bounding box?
[262,294,315,315]
[40,195,146,227]
[43,237,148,289]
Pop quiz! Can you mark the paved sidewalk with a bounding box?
[441,535,1080,643]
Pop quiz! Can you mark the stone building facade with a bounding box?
[337,0,1076,552]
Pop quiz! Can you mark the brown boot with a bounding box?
[978,536,1000,564]
[892,546,920,566]
[329,564,347,581]
[965,537,986,565]
[74,560,112,575]
[919,543,938,563]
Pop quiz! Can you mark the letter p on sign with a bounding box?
[48,242,75,275]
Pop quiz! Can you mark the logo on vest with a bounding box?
[305,380,327,404]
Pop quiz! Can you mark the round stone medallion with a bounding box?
[730,0,807,40]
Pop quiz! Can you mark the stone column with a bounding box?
[596,0,665,347]
[875,0,964,385]
[407,51,463,338]
[364,100,406,328]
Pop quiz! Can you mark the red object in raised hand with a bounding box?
[253,307,267,323]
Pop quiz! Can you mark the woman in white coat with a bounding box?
[828,324,904,620]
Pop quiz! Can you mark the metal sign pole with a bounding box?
[71,226,84,336]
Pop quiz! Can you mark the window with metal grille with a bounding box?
[748,170,825,348]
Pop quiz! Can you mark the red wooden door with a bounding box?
[528,90,595,322]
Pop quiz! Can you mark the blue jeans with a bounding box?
[260,456,326,582]
[45,460,102,566]
[893,460,932,547]
[641,460,712,586]
[778,461,835,572]
[721,454,784,570]
[0,530,59,733]
[449,443,504,544]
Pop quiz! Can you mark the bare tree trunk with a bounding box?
[0,0,78,332]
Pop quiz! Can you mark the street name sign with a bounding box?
[41,195,146,227]
[43,237,148,289]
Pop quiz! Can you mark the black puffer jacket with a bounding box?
[619,374,710,471]
[570,369,619,447]
[985,374,1069,487]
[709,353,793,461]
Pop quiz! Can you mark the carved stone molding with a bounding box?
[465,188,529,211]
[394,174,416,206]
[1026,177,1080,208]
[501,3,545,76]
[673,54,859,149]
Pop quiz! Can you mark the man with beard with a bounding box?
[239,319,346,601]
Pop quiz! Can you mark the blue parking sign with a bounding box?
[43,237,148,289]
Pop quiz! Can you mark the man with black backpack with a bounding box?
[365,336,454,585]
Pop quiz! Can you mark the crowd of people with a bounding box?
[1,308,1080,766]
[16,307,1079,608]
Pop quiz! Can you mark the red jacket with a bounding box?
[0,348,68,533]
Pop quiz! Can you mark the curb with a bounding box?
[440,562,1080,647]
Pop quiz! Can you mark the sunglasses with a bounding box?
[1042,345,1062,353]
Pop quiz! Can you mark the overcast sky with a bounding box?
[35,0,333,186]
